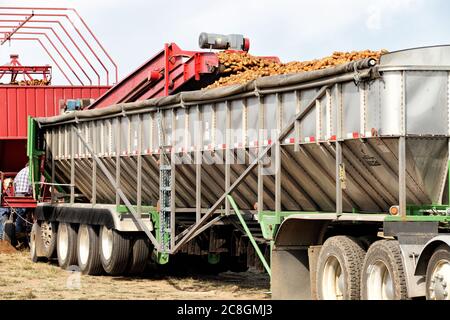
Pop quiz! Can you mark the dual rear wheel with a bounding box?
[43,222,150,276]
[316,237,408,300]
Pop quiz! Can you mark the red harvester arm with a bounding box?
[88,43,220,109]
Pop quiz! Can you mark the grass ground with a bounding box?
[0,251,270,300]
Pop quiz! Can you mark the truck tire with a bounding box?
[360,240,408,300]
[316,236,366,300]
[30,222,43,262]
[57,223,78,270]
[426,244,450,300]
[41,221,57,259]
[3,221,16,247]
[99,226,130,275]
[126,236,150,275]
[77,224,103,275]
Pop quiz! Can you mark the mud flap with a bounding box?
[271,248,311,300]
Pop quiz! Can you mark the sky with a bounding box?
[0,0,449,85]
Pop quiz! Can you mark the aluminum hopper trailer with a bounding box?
[28,45,450,300]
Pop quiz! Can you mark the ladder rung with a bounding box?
[160,187,172,191]
[160,166,171,171]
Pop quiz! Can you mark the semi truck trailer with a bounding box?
[28,44,450,300]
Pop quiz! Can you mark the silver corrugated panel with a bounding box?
[38,46,450,214]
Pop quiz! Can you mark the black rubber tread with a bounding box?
[100,226,130,276]
[426,244,450,300]
[77,225,103,275]
[361,240,409,300]
[41,221,58,259]
[317,236,366,300]
[126,236,151,275]
[3,221,16,246]
[57,223,78,270]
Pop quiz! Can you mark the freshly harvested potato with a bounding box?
[207,49,387,89]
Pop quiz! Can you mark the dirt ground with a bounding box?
[0,251,270,300]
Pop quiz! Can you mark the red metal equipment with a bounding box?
[0,85,110,172]
[89,43,221,109]
[0,172,37,209]
[0,54,51,84]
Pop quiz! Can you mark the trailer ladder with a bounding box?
[156,110,173,254]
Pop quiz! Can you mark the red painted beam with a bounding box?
[88,43,220,109]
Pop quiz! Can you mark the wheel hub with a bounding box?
[101,227,113,261]
[429,260,450,300]
[40,222,53,249]
[79,226,90,265]
[58,224,69,260]
[322,255,345,300]
[366,260,394,300]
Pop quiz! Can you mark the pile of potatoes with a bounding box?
[207,49,388,89]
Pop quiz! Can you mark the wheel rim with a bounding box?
[41,222,53,249]
[322,255,345,300]
[101,227,113,261]
[428,259,450,300]
[78,225,90,266]
[58,224,69,261]
[366,260,394,300]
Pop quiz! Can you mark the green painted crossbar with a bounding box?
[227,195,271,276]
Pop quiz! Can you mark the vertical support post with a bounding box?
[360,82,367,137]
[399,136,407,218]
[92,122,97,205]
[243,98,248,148]
[258,96,264,214]
[50,129,56,203]
[399,71,407,219]
[116,118,122,206]
[225,100,231,216]
[294,90,301,152]
[275,94,282,214]
[137,115,143,214]
[170,109,176,250]
[315,99,322,142]
[335,83,343,215]
[70,126,75,204]
[335,141,343,215]
[326,89,332,140]
[196,105,202,222]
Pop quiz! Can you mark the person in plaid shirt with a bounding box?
[13,163,32,234]
[14,164,32,196]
